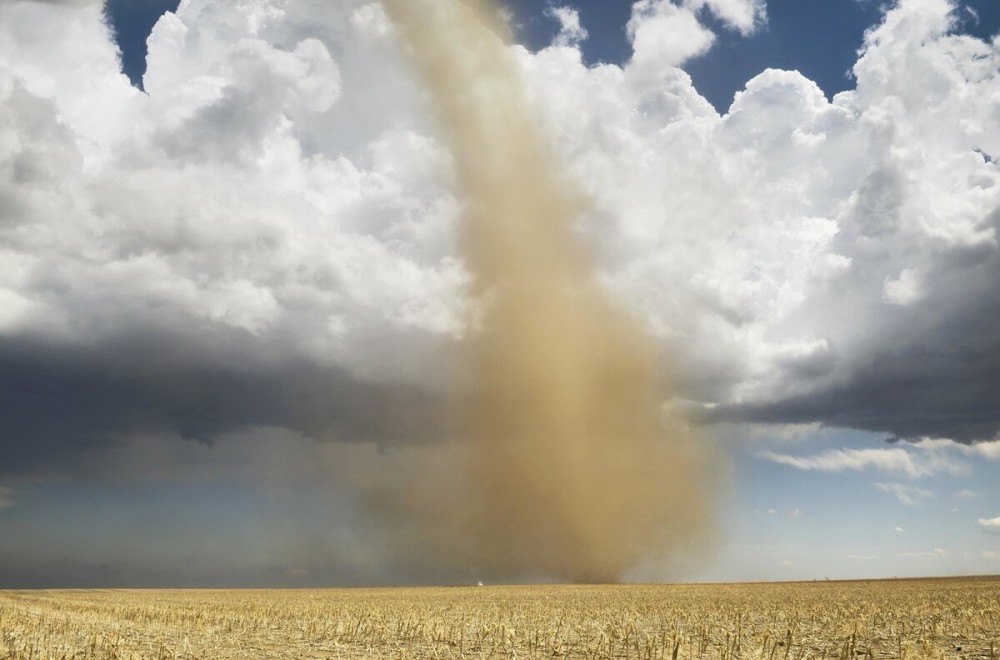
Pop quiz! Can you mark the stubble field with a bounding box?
[1,577,997,659]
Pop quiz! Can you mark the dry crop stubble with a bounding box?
[1,578,998,659]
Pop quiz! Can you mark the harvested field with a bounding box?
[1,577,997,659]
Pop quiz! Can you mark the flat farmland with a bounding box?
[1,577,997,659]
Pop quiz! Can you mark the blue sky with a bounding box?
[503,0,889,110]
[1,0,1000,586]
[706,428,1000,582]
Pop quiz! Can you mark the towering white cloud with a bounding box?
[0,0,999,484]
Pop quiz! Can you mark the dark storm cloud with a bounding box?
[711,207,1000,444]
[0,329,452,478]
[0,558,129,590]
[0,546,381,589]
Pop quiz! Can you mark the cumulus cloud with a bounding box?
[525,0,1000,445]
[627,1,716,71]
[1,0,999,497]
[686,0,766,35]
[694,1,1000,442]
[0,0,473,478]
[978,517,1000,531]
[546,6,588,47]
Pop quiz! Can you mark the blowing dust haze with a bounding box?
[375,0,720,583]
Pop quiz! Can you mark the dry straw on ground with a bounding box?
[1,577,997,659]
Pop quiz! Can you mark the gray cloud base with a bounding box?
[0,330,452,478]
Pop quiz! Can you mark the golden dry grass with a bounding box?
[1,577,997,659]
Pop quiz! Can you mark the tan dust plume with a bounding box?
[381,0,719,583]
